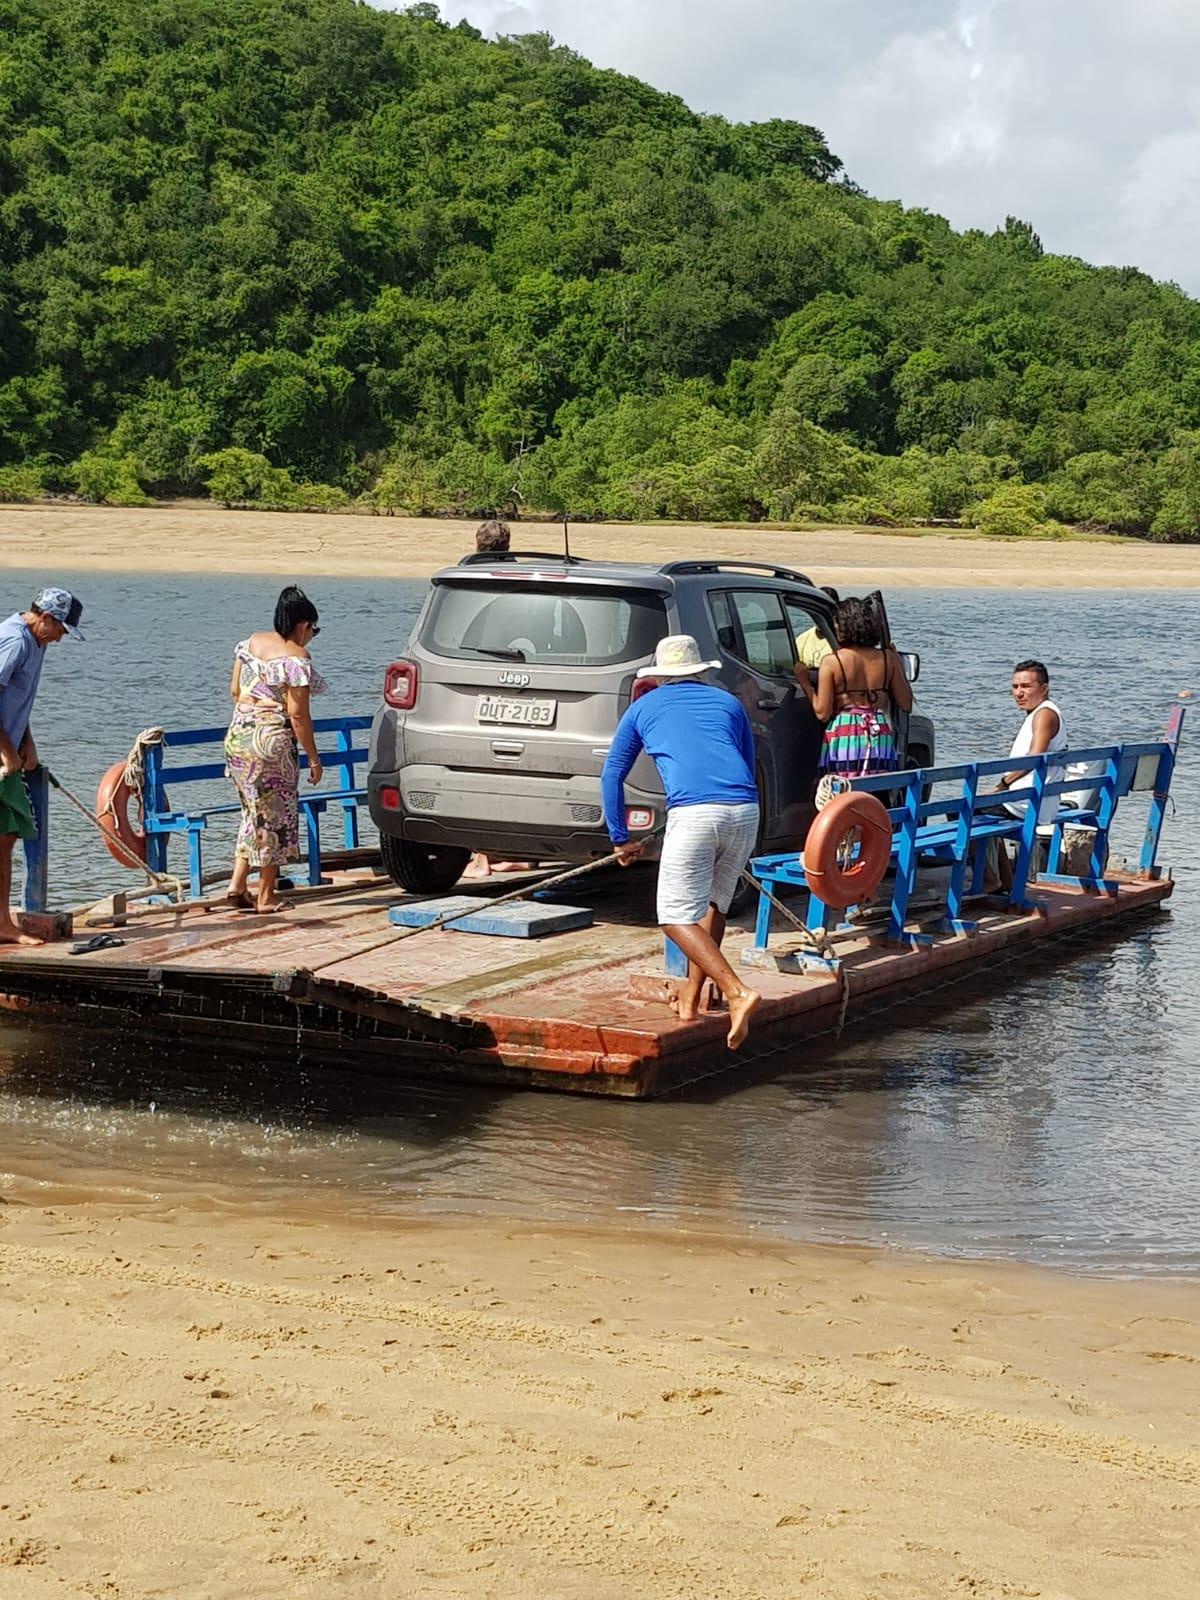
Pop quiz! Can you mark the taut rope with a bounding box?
[55,725,183,901]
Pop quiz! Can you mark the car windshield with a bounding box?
[424,583,669,667]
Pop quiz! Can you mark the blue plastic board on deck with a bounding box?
[388,895,594,939]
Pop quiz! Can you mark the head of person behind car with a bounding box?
[475,519,511,554]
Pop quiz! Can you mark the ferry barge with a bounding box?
[0,712,1181,1098]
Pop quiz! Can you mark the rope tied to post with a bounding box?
[119,726,166,799]
[48,725,184,902]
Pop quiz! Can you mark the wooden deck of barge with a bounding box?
[0,864,1175,1097]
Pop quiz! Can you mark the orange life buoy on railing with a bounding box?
[96,760,147,868]
[802,790,892,910]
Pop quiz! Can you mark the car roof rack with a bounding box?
[457,550,589,566]
[658,559,816,585]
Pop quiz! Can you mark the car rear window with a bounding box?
[423,583,669,667]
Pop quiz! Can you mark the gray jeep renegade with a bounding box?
[367,553,935,893]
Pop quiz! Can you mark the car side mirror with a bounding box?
[901,651,920,682]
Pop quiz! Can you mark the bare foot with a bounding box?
[668,979,703,1023]
[254,901,289,916]
[489,861,534,874]
[462,853,491,880]
[0,921,42,947]
[727,988,762,1050]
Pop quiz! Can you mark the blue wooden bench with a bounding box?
[140,715,373,899]
[748,714,1183,963]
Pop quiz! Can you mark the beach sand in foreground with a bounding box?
[4,502,1200,588]
[2,1198,1198,1598]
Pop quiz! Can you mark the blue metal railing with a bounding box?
[137,714,374,897]
[749,709,1184,964]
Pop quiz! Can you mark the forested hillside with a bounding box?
[4,0,1200,537]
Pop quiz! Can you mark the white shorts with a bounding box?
[656,802,760,925]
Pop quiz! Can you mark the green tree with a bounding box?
[0,0,1197,547]
[73,451,152,506]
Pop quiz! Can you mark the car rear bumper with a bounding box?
[367,766,665,861]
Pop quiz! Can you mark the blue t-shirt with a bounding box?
[0,613,44,750]
[601,680,757,843]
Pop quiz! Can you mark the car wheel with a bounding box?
[380,834,471,894]
[905,747,933,805]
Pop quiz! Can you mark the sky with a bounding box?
[386,0,1200,295]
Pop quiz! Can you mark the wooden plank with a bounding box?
[409,930,662,1016]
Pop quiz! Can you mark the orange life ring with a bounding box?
[802,790,892,910]
[96,761,147,868]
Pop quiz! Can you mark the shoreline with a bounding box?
[2,1195,1198,1596]
[5,501,1200,587]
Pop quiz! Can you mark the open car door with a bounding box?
[869,589,912,762]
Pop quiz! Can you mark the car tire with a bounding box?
[380,834,471,894]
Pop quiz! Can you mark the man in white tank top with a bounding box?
[998,660,1067,822]
[985,660,1067,891]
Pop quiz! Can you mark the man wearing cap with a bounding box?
[0,587,84,945]
[601,634,762,1050]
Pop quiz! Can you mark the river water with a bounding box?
[0,572,1196,1276]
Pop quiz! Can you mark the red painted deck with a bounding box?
[0,866,1174,1096]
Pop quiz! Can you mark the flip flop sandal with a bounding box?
[68,933,126,956]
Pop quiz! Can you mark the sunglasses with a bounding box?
[309,623,321,636]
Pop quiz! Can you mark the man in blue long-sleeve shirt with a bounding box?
[601,635,762,1049]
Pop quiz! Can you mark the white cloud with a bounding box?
[379,0,1200,291]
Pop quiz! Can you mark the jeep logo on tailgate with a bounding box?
[497,669,530,688]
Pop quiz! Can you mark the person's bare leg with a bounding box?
[705,907,728,1011]
[255,863,283,912]
[662,918,761,1049]
[671,905,727,1019]
[998,840,1015,894]
[227,854,253,908]
[0,834,41,946]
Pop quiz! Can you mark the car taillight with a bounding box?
[384,659,418,710]
[379,785,402,811]
[631,678,658,703]
[625,807,655,831]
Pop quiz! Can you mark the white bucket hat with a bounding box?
[635,634,722,680]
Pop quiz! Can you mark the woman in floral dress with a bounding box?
[224,586,326,913]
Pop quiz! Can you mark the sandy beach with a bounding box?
[2,1197,1198,1598]
[4,502,1200,588]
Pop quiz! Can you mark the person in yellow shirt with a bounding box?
[795,586,839,668]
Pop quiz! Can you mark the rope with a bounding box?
[120,726,165,796]
[739,868,831,956]
[833,964,852,1041]
[311,829,667,973]
[44,763,184,902]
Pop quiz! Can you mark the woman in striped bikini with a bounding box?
[797,595,913,780]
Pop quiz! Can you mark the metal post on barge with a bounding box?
[21,765,49,914]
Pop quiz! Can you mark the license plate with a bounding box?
[475,695,557,728]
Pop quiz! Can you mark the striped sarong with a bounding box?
[820,707,897,778]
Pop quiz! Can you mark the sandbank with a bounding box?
[4,502,1200,587]
[2,1196,1198,1597]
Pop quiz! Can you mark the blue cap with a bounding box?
[33,586,84,640]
